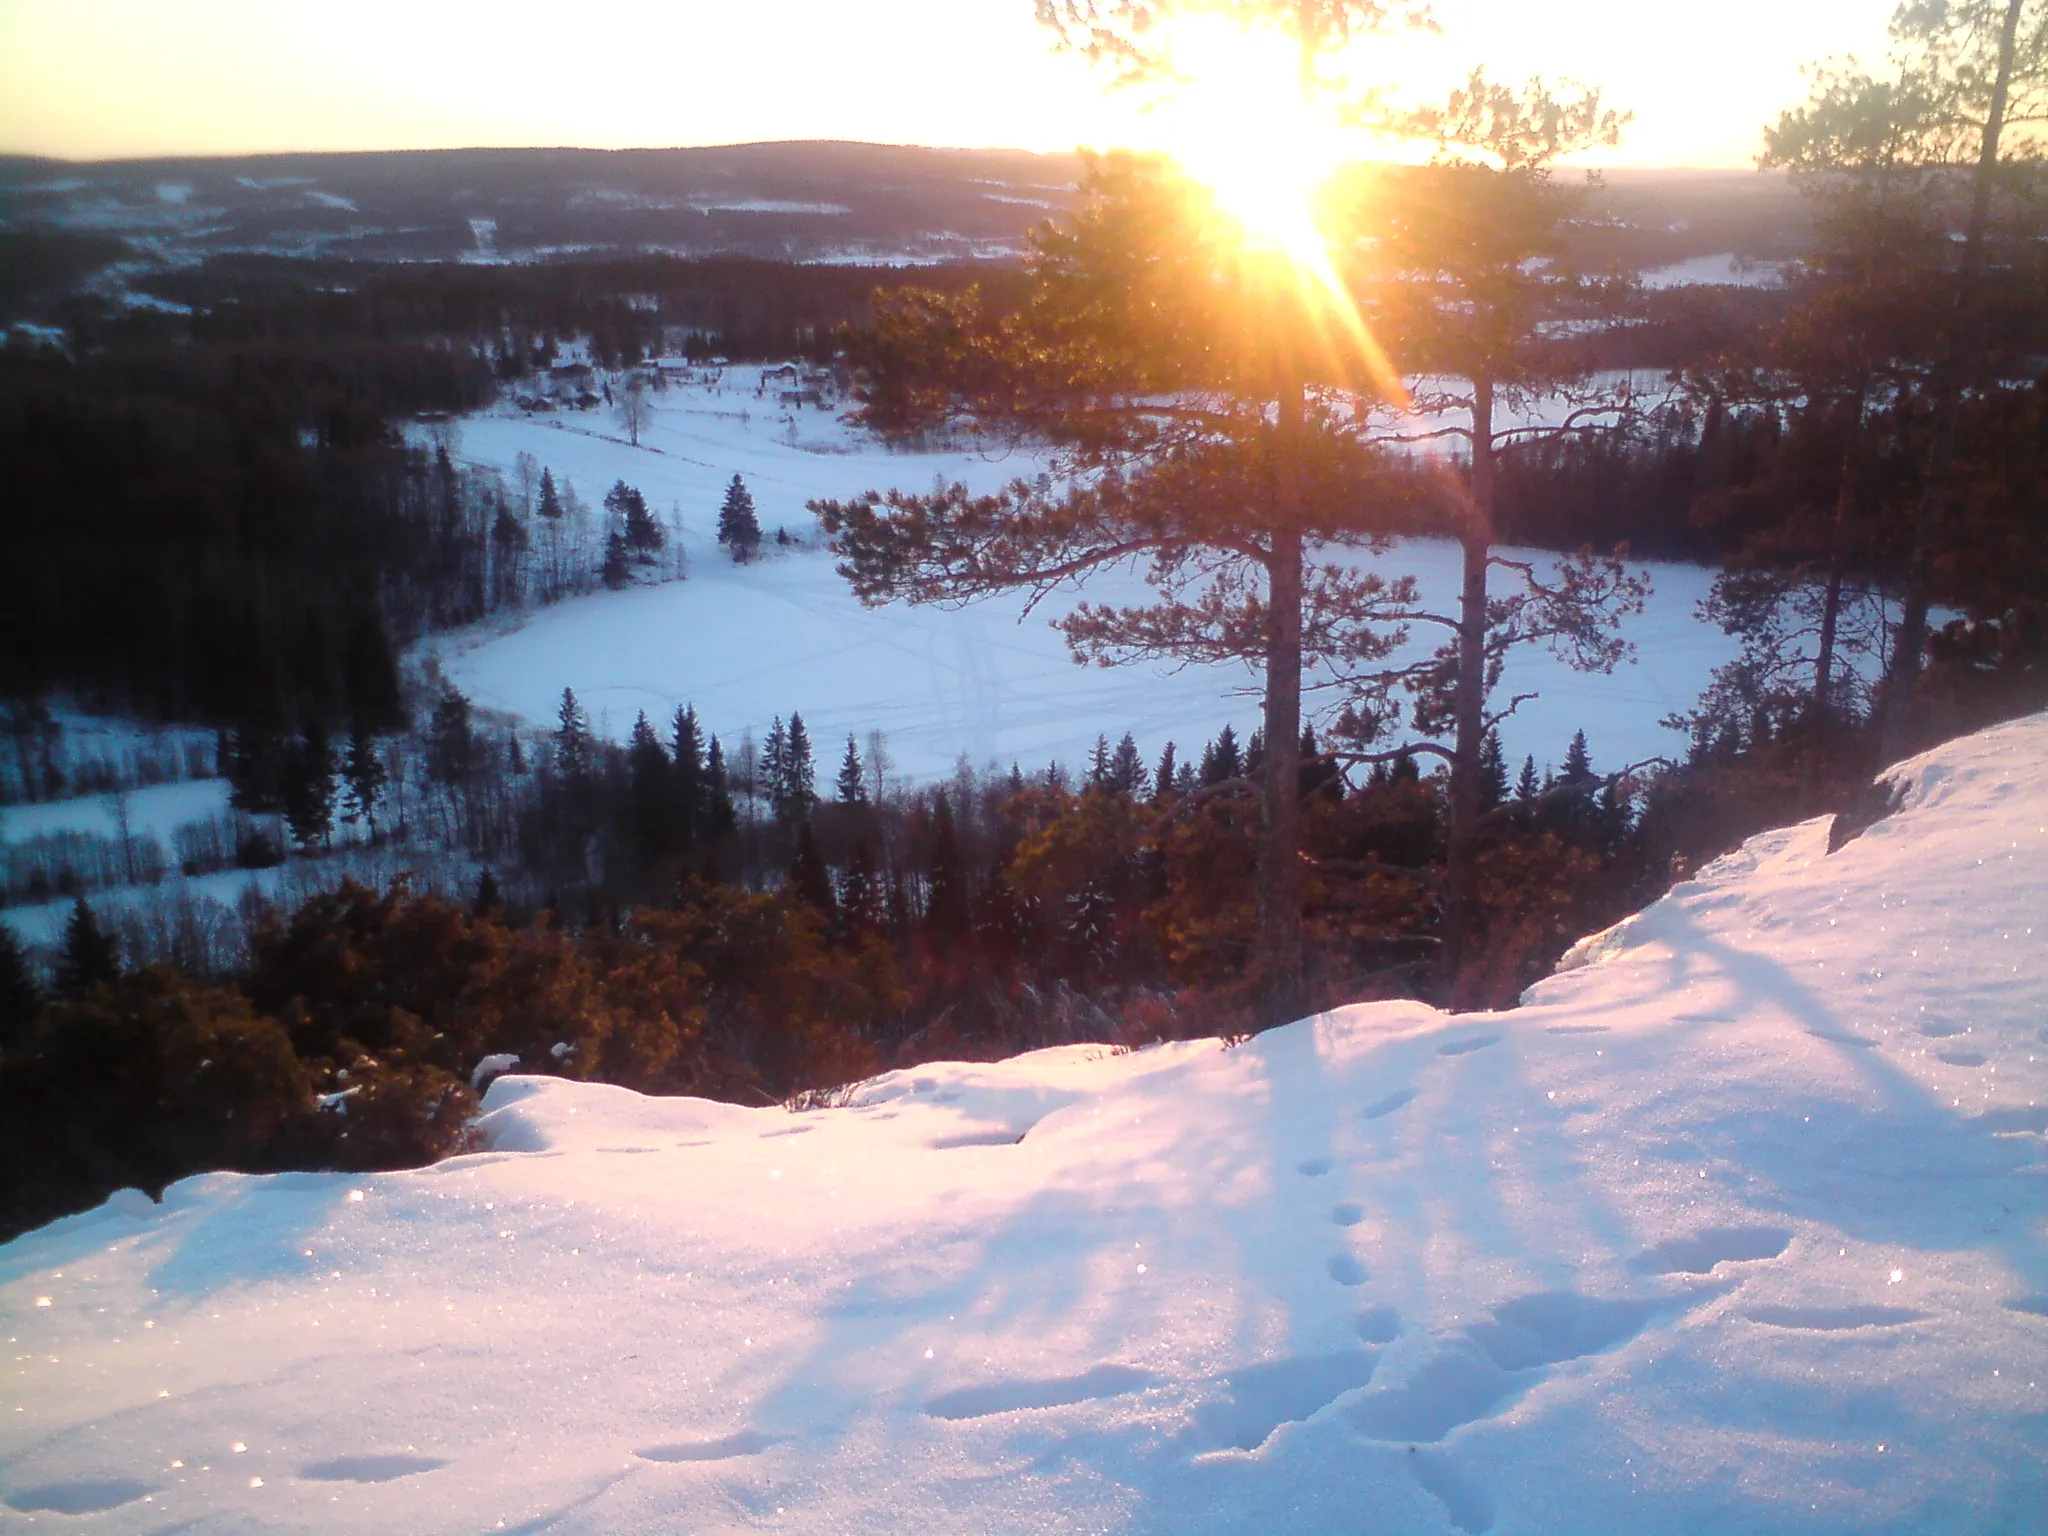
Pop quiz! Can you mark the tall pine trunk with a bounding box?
[1881,0,2026,761]
[1259,382,1308,1025]
[1444,379,1496,977]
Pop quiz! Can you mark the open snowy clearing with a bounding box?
[437,373,1737,782]
[5,713,2045,1533]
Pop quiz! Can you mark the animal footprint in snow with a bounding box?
[1438,1034,1500,1057]
[1935,1049,1986,1067]
[637,1430,781,1462]
[1745,1306,1928,1331]
[1327,1253,1369,1286]
[1356,1304,1402,1344]
[1409,1450,1496,1534]
[1331,1202,1364,1226]
[1297,1156,1334,1176]
[1918,1018,1966,1039]
[1361,1089,1415,1121]
[1183,1350,1380,1452]
[302,1454,449,1483]
[2003,1296,2048,1318]
[5,1481,154,1515]
[923,1364,1155,1420]
[1629,1226,1791,1276]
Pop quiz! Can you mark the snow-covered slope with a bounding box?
[5,716,2046,1534]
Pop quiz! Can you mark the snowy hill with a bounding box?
[4,715,2046,1534]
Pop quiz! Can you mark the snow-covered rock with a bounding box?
[3,715,2045,1533]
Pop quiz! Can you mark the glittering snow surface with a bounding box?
[4,715,2046,1534]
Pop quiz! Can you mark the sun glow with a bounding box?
[1144,18,1355,264]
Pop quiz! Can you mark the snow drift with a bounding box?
[4,714,2045,1534]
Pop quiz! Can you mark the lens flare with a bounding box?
[1145,18,1350,264]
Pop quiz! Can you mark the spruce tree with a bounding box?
[784,713,818,821]
[1516,755,1541,803]
[55,898,118,998]
[717,475,762,562]
[836,734,868,805]
[925,793,969,946]
[627,711,672,861]
[671,705,705,846]
[601,531,633,589]
[473,869,504,920]
[282,722,337,849]
[554,689,593,785]
[1152,742,1178,804]
[705,737,737,837]
[538,469,563,521]
[1109,733,1147,798]
[1087,734,1112,787]
[790,822,837,918]
[1478,729,1509,813]
[761,717,789,821]
[838,837,882,933]
[0,922,41,1053]
[226,727,284,814]
[340,726,387,842]
[427,692,477,788]
[1200,725,1241,786]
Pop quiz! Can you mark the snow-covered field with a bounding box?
[439,373,1737,782]
[6,713,2044,1534]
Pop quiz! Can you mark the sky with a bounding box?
[1,0,1895,168]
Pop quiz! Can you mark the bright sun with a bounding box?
[1145,18,1354,263]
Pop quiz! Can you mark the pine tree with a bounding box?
[1516,755,1541,803]
[340,726,387,841]
[538,469,563,520]
[1152,742,1178,804]
[836,734,868,804]
[1244,727,1266,777]
[0,922,41,1053]
[784,713,818,821]
[54,898,118,998]
[717,475,762,562]
[1108,732,1147,798]
[789,822,837,918]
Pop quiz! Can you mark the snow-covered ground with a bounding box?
[440,372,1737,781]
[0,778,229,847]
[6,713,2044,1534]
[1641,254,1789,290]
